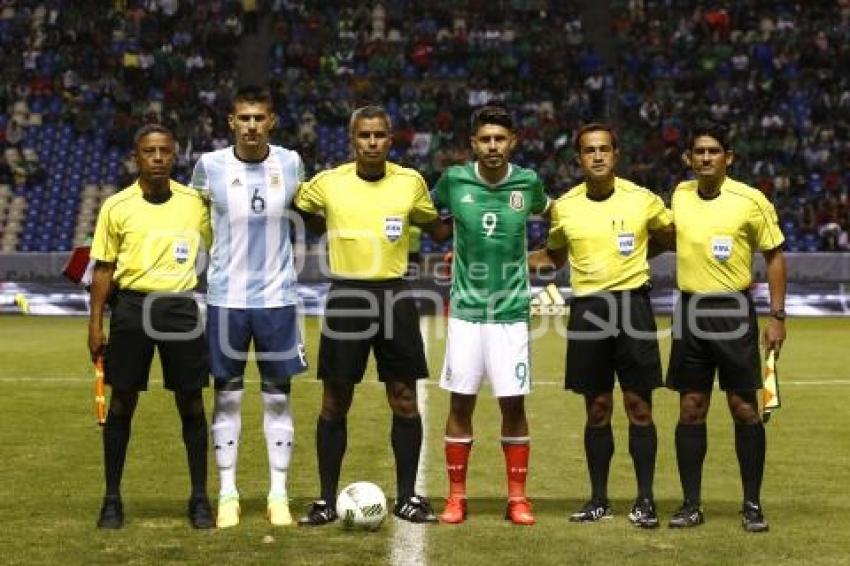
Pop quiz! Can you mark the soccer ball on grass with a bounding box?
[336,481,387,531]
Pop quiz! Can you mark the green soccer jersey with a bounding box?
[433,162,549,322]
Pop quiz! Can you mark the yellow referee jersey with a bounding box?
[295,162,438,280]
[90,180,211,293]
[672,177,784,293]
[546,177,672,296]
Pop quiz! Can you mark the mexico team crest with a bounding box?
[509,191,524,211]
[385,216,403,242]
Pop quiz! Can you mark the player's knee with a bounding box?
[320,402,348,420]
[623,390,653,425]
[730,399,760,424]
[679,404,707,425]
[388,394,419,417]
[449,393,476,419]
[678,394,709,424]
[386,381,418,417]
[728,394,760,424]
[498,396,526,421]
[109,390,139,417]
[321,385,353,420]
[585,394,613,426]
[175,390,205,418]
[262,392,290,418]
[214,389,244,417]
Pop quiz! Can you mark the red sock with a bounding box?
[445,439,472,498]
[502,439,529,500]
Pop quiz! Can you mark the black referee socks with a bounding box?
[317,416,347,505]
[675,423,708,505]
[391,414,423,499]
[735,421,766,504]
[584,424,614,502]
[180,412,208,499]
[103,411,132,498]
[629,423,657,501]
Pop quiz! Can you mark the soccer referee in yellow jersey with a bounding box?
[88,125,213,530]
[529,123,674,528]
[666,122,786,533]
[294,105,449,526]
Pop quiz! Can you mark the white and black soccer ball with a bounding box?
[336,481,388,531]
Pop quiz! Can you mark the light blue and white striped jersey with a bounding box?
[191,145,303,308]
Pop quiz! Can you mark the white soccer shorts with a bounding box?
[439,317,531,397]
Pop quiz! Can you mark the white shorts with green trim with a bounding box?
[439,317,531,397]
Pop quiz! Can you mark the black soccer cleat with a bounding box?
[628,497,659,529]
[668,501,705,528]
[741,501,769,533]
[188,495,214,529]
[569,499,613,523]
[298,499,338,526]
[97,496,124,529]
[393,495,438,523]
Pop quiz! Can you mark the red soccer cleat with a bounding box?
[505,497,535,526]
[440,495,467,524]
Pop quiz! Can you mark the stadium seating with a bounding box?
[0,0,846,252]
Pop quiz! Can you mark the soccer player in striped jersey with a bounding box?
[435,105,550,526]
[666,122,786,532]
[191,86,310,528]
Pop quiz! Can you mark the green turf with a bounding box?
[0,316,848,565]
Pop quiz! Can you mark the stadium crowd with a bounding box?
[0,0,848,251]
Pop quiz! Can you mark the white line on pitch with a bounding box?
[389,318,431,566]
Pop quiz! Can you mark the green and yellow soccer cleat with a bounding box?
[267,494,293,527]
[216,494,240,529]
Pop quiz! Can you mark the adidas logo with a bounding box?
[460,194,474,203]
[232,178,242,186]
[531,284,568,316]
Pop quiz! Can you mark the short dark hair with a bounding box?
[470,104,514,133]
[233,85,273,109]
[349,105,392,134]
[688,121,731,152]
[573,123,619,153]
[133,123,174,150]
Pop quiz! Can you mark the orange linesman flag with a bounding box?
[94,355,107,426]
[762,349,780,423]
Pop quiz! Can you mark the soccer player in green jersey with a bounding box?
[434,105,550,525]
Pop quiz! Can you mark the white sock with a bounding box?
[212,388,244,497]
[263,391,294,498]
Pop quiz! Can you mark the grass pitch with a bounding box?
[0,315,848,565]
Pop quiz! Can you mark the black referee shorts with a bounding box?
[104,290,209,392]
[666,291,762,392]
[318,278,429,383]
[565,287,662,395]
